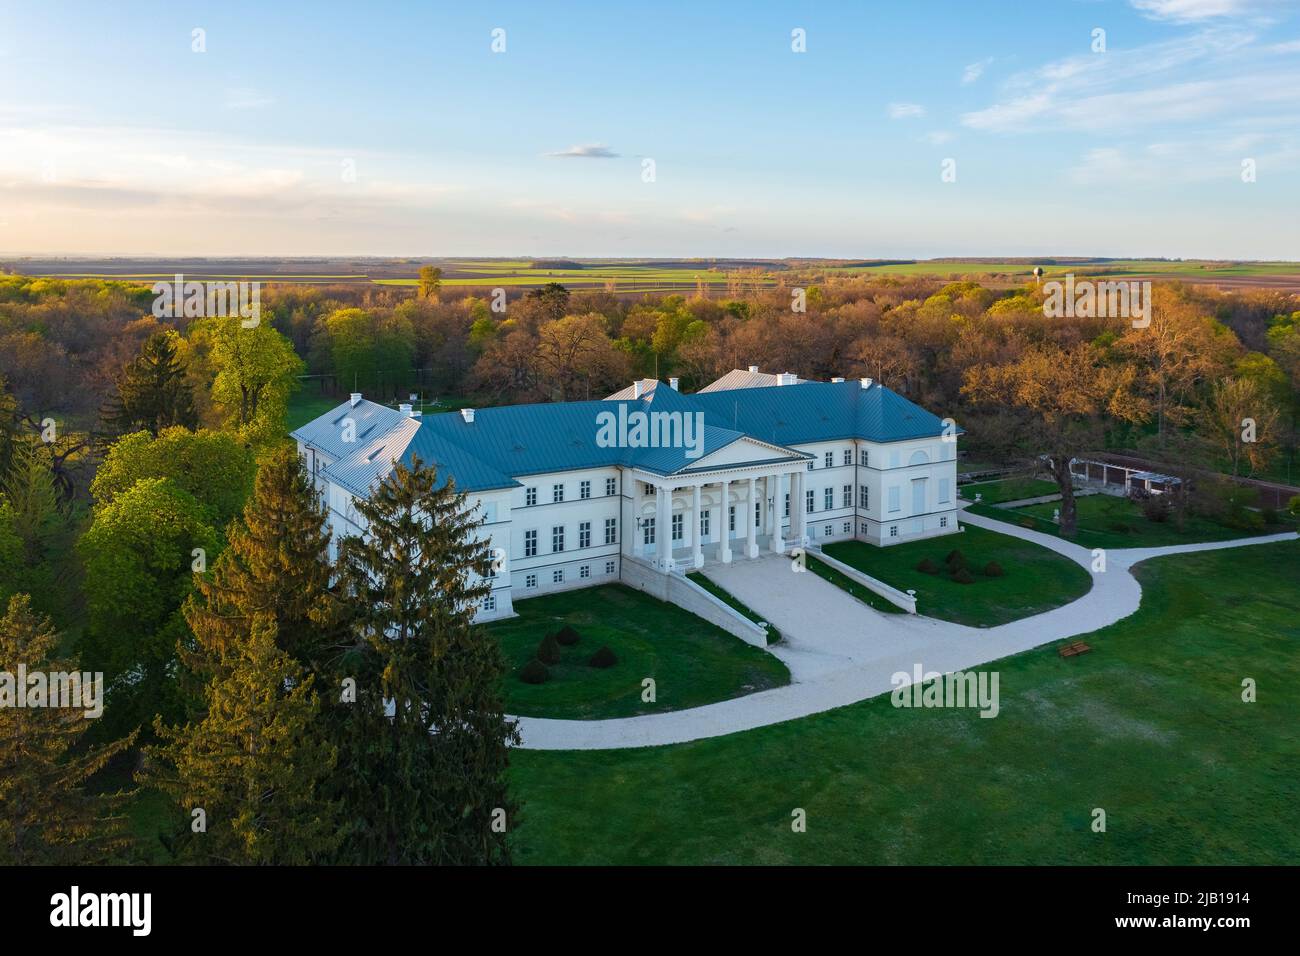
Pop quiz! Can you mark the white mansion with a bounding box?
[291,369,961,622]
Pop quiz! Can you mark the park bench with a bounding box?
[1058,641,1092,658]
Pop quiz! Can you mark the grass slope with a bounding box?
[509,540,1300,865]
[487,583,789,720]
[823,524,1091,627]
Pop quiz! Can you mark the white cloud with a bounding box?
[223,87,275,111]
[923,130,954,145]
[1129,0,1252,22]
[544,143,620,158]
[962,58,993,84]
[887,102,925,119]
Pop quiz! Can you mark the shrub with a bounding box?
[1261,507,1280,526]
[554,624,581,646]
[519,659,549,684]
[588,645,618,669]
[1287,495,1300,518]
[1018,517,1036,529]
[951,567,975,585]
[1142,495,1171,523]
[944,549,965,566]
[983,560,1004,577]
[916,557,939,574]
[536,633,561,665]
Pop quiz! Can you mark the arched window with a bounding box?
[908,449,930,466]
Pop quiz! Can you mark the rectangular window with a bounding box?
[606,477,617,496]
[940,516,949,528]
[552,526,565,552]
[552,483,564,503]
[579,521,591,549]
[824,487,833,511]
[700,511,710,539]
[524,529,537,557]
[643,517,655,545]
[939,477,951,503]
[525,486,537,506]
[604,517,616,545]
[860,449,869,467]
[888,486,901,512]
[824,525,832,537]
[860,485,869,509]
[525,574,537,589]
[579,565,591,579]
[889,525,899,538]
[784,493,790,518]
[672,513,684,541]
[580,480,591,500]
[728,505,735,533]
[807,489,815,514]
[605,560,616,574]
[807,460,814,471]
[860,521,868,534]
[553,569,564,584]
[755,501,761,527]
[481,501,498,523]
[644,483,656,496]
[482,594,496,612]
[843,449,852,466]
[889,451,900,468]
[824,451,833,469]
[842,484,852,508]
[843,522,851,534]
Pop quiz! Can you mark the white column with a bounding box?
[794,469,809,546]
[656,483,671,571]
[719,479,733,563]
[745,477,758,559]
[691,483,704,568]
[770,473,785,553]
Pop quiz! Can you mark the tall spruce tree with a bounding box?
[182,444,339,673]
[333,456,518,865]
[0,595,136,864]
[102,330,198,438]
[143,615,341,865]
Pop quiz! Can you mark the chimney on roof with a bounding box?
[461,408,475,423]
[399,403,413,416]
[831,376,845,383]
[777,372,798,386]
[669,377,679,391]
[633,380,643,399]
[748,365,759,373]
[349,392,362,407]
[860,377,874,389]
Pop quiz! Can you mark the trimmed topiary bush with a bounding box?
[944,549,967,571]
[536,633,561,665]
[588,645,618,669]
[555,624,581,646]
[519,659,549,684]
[983,560,1005,577]
[951,567,975,585]
[916,557,939,574]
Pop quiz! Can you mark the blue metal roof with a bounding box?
[301,379,956,497]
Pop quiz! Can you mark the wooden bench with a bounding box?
[1058,641,1092,658]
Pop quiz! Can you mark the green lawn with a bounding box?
[960,478,1061,504]
[508,540,1300,864]
[969,494,1290,550]
[822,524,1091,627]
[285,391,340,431]
[486,584,789,720]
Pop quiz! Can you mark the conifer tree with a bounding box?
[0,594,136,864]
[182,444,339,673]
[143,615,341,865]
[333,457,518,865]
[102,330,198,438]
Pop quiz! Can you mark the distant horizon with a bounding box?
[5,252,1300,264]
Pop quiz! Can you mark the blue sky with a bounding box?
[2,0,1299,258]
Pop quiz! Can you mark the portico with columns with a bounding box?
[622,446,812,573]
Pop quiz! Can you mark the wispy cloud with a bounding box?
[1129,0,1253,22]
[545,143,620,158]
[923,130,954,145]
[223,87,275,111]
[887,102,925,119]
[961,57,993,84]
